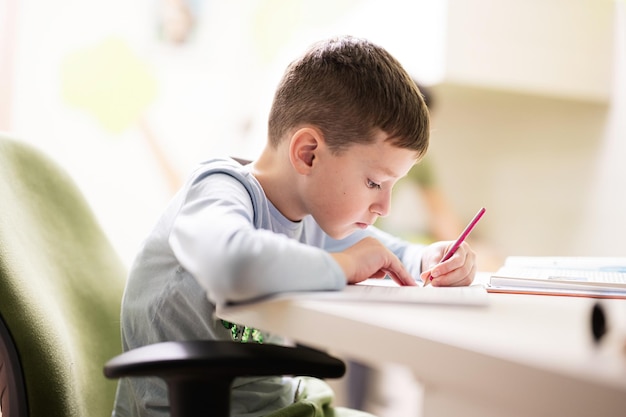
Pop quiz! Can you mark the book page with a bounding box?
[488,257,626,298]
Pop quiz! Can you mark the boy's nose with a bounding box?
[370,191,391,217]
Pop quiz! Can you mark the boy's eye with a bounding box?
[367,179,382,190]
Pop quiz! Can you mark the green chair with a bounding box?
[0,134,345,417]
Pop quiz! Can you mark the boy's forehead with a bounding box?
[367,157,417,179]
[347,138,419,179]
[374,163,413,178]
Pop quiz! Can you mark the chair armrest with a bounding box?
[104,340,345,380]
[104,341,346,417]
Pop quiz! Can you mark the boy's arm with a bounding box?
[168,174,346,306]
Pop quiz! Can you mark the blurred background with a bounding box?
[1,0,623,269]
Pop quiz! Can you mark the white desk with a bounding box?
[218,279,626,417]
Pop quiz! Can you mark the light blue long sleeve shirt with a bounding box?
[112,158,425,417]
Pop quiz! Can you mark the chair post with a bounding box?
[166,377,234,417]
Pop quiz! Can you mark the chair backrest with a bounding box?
[0,134,127,417]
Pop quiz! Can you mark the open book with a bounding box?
[487,256,626,299]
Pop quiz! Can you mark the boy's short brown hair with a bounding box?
[268,35,430,158]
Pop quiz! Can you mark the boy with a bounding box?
[113,35,476,417]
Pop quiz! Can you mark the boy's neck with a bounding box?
[250,145,306,222]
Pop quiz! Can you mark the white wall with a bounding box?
[426,84,609,257]
[392,0,624,259]
[577,1,626,256]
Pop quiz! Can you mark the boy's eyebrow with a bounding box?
[375,166,403,179]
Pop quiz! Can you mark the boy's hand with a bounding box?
[420,241,476,286]
[331,237,417,286]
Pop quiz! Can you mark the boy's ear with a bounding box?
[289,127,323,175]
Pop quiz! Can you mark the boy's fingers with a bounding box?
[370,270,387,279]
[431,259,477,287]
[384,266,417,287]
